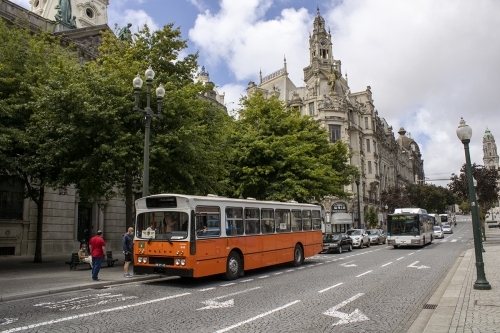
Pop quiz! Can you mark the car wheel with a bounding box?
[348,244,353,252]
[224,251,241,280]
[338,246,342,254]
[292,244,304,267]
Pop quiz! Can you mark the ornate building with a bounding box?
[483,128,499,169]
[247,8,425,229]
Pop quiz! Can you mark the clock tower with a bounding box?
[483,128,499,169]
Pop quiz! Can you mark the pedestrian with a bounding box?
[122,227,134,278]
[78,242,92,268]
[89,230,106,281]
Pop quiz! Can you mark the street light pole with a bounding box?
[456,117,491,290]
[355,178,361,229]
[133,65,165,198]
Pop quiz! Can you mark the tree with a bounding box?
[459,201,470,214]
[448,163,500,239]
[364,207,378,229]
[380,186,412,214]
[83,24,233,226]
[226,92,359,202]
[406,183,457,213]
[0,20,97,262]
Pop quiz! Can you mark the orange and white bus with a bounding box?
[133,194,323,280]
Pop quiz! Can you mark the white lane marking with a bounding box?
[199,288,216,292]
[273,272,283,275]
[220,283,236,287]
[285,269,294,273]
[0,293,190,333]
[197,287,261,310]
[324,293,369,327]
[397,257,404,261]
[451,239,458,242]
[408,252,415,256]
[33,293,138,311]
[215,300,301,333]
[408,261,430,269]
[0,319,18,327]
[239,279,253,283]
[319,282,343,294]
[356,270,373,278]
[381,262,393,267]
[257,275,269,279]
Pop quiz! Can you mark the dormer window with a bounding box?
[86,8,94,19]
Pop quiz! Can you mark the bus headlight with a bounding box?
[138,257,143,263]
[143,257,148,263]
[175,259,181,265]
[181,259,186,266]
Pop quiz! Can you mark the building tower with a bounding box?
[29,0,109,29]
[483,128,499,169]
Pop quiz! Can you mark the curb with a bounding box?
[0,274,167,303]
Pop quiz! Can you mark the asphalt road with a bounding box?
[0,221,472,333]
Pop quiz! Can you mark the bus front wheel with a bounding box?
[225,251,241,280]
[292,244,304,267]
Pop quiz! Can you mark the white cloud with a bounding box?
[217,83,247,117]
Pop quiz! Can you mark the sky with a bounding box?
[11,0,500,188]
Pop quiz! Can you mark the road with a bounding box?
[0,219,472,333]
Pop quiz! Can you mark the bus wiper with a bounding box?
[148,236,153,244]
[166,233,173,244]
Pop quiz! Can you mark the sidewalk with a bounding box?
[410,225,500,333]
[0,252,165,302]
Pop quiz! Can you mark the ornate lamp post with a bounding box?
[456,117,491,290]
[355,178,361,229]
[133,65,165,197]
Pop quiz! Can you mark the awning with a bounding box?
[331,213,352,224]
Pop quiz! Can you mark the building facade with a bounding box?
[483,128,500,211]
[247,9,425,229]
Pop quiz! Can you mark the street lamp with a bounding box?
[355,178,361,229]
[456,117,491,290]
[133,65,164,197]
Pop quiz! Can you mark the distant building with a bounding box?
[195,66,227,112]
[483,128,500,210]
[247,8,425,229]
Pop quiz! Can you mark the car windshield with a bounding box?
[442,225,450,229]
[434,226,441,231]
[368,230,379,235]
[346,230,361,236]
[323,233,342,241]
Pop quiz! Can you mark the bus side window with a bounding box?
[245,208,260,235]
[292,210,302,231]
[195,205,221,237]
[226,207,243,236]
[312,210,321,230]
[262,208,275,233]
[302,210,312,231]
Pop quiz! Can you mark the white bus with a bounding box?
[428,213,441,226]
[387,208,434,248]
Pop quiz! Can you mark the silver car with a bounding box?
[346,229,370,248]
[433,225,444,239]
[442,224,453,234]
[367,229,387,245]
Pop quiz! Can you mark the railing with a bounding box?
[261,68,285,83]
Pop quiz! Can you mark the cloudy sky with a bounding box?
[12,0,500,187]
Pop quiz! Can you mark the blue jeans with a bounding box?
[91,256,103,280]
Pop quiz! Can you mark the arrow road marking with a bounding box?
[197,287,261,310]
[340,261,357,267]
[324,293,369,327]
[408,261,430,269]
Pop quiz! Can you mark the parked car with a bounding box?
[433,225,444,239]
[346,229,370,248]
[442,224,453,234]
[367,229,387,245]
[322,232,353,254]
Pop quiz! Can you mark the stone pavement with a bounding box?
[0,252,165,302]
[1,228,500,332]
[410,225,500,333]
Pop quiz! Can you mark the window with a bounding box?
[488,143,492,150]
[86,8,94,18]
[365,117,369,129]
[261,209,275,233]
[0,176,24,220]
[312,211,322,230]
[366,139,371,152]
[195,206,220,237]
[309,102,315,115]
[368,161,372,174]
[226,207,243,236]
[302,210,312,231]
[244,208,260,235]
[329,125,341,143]
[276,209,291,233]
[292,210,302,231]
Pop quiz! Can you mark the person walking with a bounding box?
[122,227,134,278]
[89,230,106,281]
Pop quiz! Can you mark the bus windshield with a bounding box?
[441,216,448,223]
[388,216,419,236]
[136,211,189,240]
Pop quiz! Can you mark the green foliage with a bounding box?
[226,92,359,202]
[380,186,412,213]
[459,201,470,214]
[406,183,457,213]
[364,206,378,229]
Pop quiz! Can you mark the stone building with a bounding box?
[483,128,500,210]
[247,8,425,229]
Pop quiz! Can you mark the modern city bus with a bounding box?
[387,208,434,248]
[439,213,450,225]
[133,194,323,280]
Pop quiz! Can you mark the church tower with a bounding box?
[483,128,499,169]
[29,0,109,29]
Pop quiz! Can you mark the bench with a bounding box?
[65,251,119,270]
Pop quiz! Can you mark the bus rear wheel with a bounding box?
[292,244,304,267]
[225,251,241,280]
